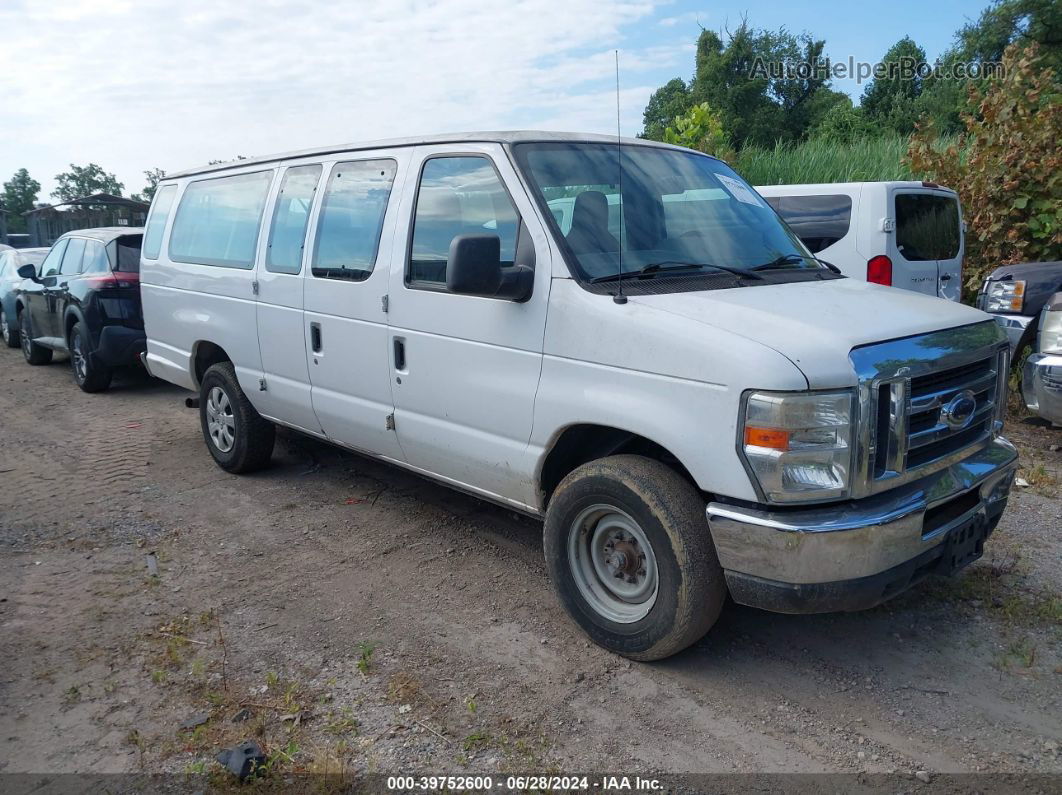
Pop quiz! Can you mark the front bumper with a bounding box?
[1022,352,1062,425]
[706,437,1018,613]
[991,313,1034,354]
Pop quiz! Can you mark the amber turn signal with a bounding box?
[744,426,790,450]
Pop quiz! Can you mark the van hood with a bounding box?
[630,277,992,388]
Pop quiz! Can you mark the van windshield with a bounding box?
[513,142,831,288]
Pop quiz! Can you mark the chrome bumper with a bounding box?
[991,314,1034,354]
[706,437,1017,606]
[1022,352,1062,425]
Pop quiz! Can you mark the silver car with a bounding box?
[1022,292,1062,426]
[0,247,49,348]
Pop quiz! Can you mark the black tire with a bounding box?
[19,310,52,365]
[69,322,112,393]
[544,455,727,661]
[199,361,275,473]
[1,306,19,348]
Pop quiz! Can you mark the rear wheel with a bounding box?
[19,310,52,365]
[1,307,19,348]
[544,455,727,661]
[70,322,112,393]
[199,361,275,473]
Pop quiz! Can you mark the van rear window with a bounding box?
[895,193,960,261]
[764,194,852,254]
[168,171,273,269]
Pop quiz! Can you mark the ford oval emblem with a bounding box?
[941,389,978,429]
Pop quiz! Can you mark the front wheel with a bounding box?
[199,361,275,473]
[70,322,112,393]
[19,311,52,365]
[544,455,727,661]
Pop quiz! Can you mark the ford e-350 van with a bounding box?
[141,132,1016,660]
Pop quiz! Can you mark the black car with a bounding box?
[976,260,1062,356]
[15,227,145,392]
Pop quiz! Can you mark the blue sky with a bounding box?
[0,0,993,200]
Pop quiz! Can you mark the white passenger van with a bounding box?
[142,133,1016,660]
[755,182,964,301]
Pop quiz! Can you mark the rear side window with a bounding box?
[169,171,273,269]
[143,184,177,260]
[267,164,322,274]
[116,235,143,272]
[60,238,87,275]
[408,156,519,286]
[765,194,852,254]
[83,241,110,274]
[312,159,396,281]
[895,193,960,261]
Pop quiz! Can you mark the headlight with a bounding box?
[740,390,855,503]
[1040,302,1062,354]
[984,280,1026,313]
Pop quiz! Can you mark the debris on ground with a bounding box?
[179,712,210,730]
[216,740,266,780]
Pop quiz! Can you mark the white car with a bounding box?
[141,132,1016,660]
[756,181,964,301]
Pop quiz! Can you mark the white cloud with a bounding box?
[0,0,687,199]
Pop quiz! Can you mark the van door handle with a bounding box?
[310,322,323,353]
[393,337,406,371]
[940,273,952,281]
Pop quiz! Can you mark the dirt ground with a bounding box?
[1,343,1060,788]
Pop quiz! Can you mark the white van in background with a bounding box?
[756,182,964,301]
[140,133,1015,660]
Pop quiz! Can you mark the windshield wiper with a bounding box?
[750,253,816,270]
[590,261,765,284]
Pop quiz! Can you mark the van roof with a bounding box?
[754,181,958,195]
[167,130,688,180]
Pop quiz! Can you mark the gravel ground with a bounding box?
[0,343,1059,790]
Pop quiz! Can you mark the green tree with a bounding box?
[907,44,1061,296]
[914,0,1061,135]
[132,168,167,203]
[687,23,831,148]
[810,101,872,144]
[53,163,124,202]
[955,0,1062,70]
[2,168,41,233]
[663,102,735,160]
[641,78,692,141]
[860,37,929,134]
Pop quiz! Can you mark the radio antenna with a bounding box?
[613,48,627,305]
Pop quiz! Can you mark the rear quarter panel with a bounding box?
[141,169,276,394]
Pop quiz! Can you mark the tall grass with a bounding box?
[734,135,920,185]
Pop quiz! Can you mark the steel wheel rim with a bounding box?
[568,503,659,624]
[206,386,236,453]
[1,309,8,343]
[71,333,87,381]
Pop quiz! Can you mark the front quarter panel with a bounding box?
[532,279,809,503]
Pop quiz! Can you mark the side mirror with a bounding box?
[446,234,533,301]
[17,264,38,280]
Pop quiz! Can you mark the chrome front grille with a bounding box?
[850,321,1009,498]
[906,356,998,470]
